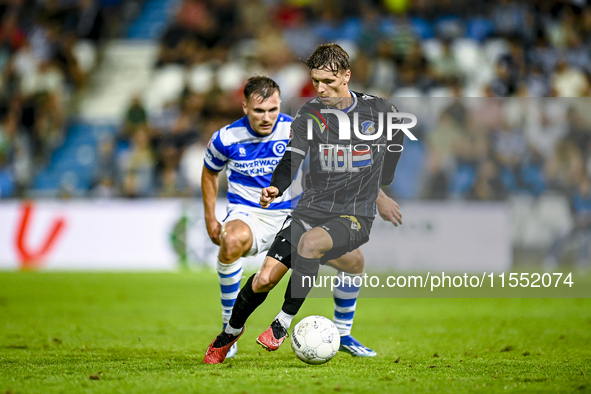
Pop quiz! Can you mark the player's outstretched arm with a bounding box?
[201,166,222,245]
[260,186,280,209]
[376,189,402,226]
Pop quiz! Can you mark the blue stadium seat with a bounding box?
[410,17,435,40]
[466,18,494,42]
[520,163,546,196]
[448,164,476,196]
[33,122,117,194]
[0,169,15,198]
[33,171,61,191]
[434,15,465,38]
[126,0,178,39]
[500,166,518,192]
[390,138,425,199]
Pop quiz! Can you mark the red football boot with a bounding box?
[256,319,288,351]
[204,328,245,364]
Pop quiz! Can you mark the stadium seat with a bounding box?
[410,17,435,40]
[187,64,215,94]
[520,164,547,197]
[340,18,363,42]
[500,166,518,192]
[483,38,510,64]
[144,65,185,111]
[126,0,177,39]
[0,169,15,198]
[32,123,117,194]
[313,18,362,42]
[421,39,444,63]
[434,15,465,39]
[73,40,98,74]
[217,62,250,93]
[390,138,425,199]
[452,38,482,75]
[448,164,476,197]
[428,87,453,97]
[465,18,494,42]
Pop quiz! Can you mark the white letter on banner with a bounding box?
[321,109,351,140]
[387,112,418,140]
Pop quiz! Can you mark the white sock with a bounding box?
[333,271,361,337]
[224,324,243,336]
[275,310,295,330]
[217,259,243,327]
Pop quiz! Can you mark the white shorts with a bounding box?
[223,206,290,257]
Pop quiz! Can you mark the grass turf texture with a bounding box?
[0,271,590,393]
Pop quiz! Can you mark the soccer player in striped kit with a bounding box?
[203,76,402,361]
[204,45,404,364]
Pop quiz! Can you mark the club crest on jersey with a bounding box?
[360,121,375,135]
[239,147,246,157]
[319,144,372,173]
[340,215,361,230]
[273,141,286,156]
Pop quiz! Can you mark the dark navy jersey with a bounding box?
[281,91,404,218]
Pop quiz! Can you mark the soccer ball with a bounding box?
[290,315,340,365]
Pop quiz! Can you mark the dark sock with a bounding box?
[283,255,320,315]
[228,274,268,329]
[281,279,299,315]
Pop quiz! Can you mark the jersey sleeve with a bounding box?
[268,108,310,195]
[204,130,228,172]
[380,100,404,186]
[286,107,311,157]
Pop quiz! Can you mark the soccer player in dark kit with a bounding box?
[204,75,400,360]
[204,43,406,364]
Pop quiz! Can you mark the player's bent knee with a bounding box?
[298,231,331,259]
[220,229,253,261]
[220,235,247,257]
[252,272,278,293]
[348,250,365,274]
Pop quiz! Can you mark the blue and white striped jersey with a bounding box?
[204,114,303,211]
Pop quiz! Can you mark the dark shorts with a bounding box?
[267,207,373,268]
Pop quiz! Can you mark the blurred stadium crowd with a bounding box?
[1,0,591,211]
[0,0,105,196]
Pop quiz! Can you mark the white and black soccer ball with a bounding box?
[290,315,340,365]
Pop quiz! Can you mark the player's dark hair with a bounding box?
[244,76,281,101]
[305,43,350,76]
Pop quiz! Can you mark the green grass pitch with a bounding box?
[0,271,590,393]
